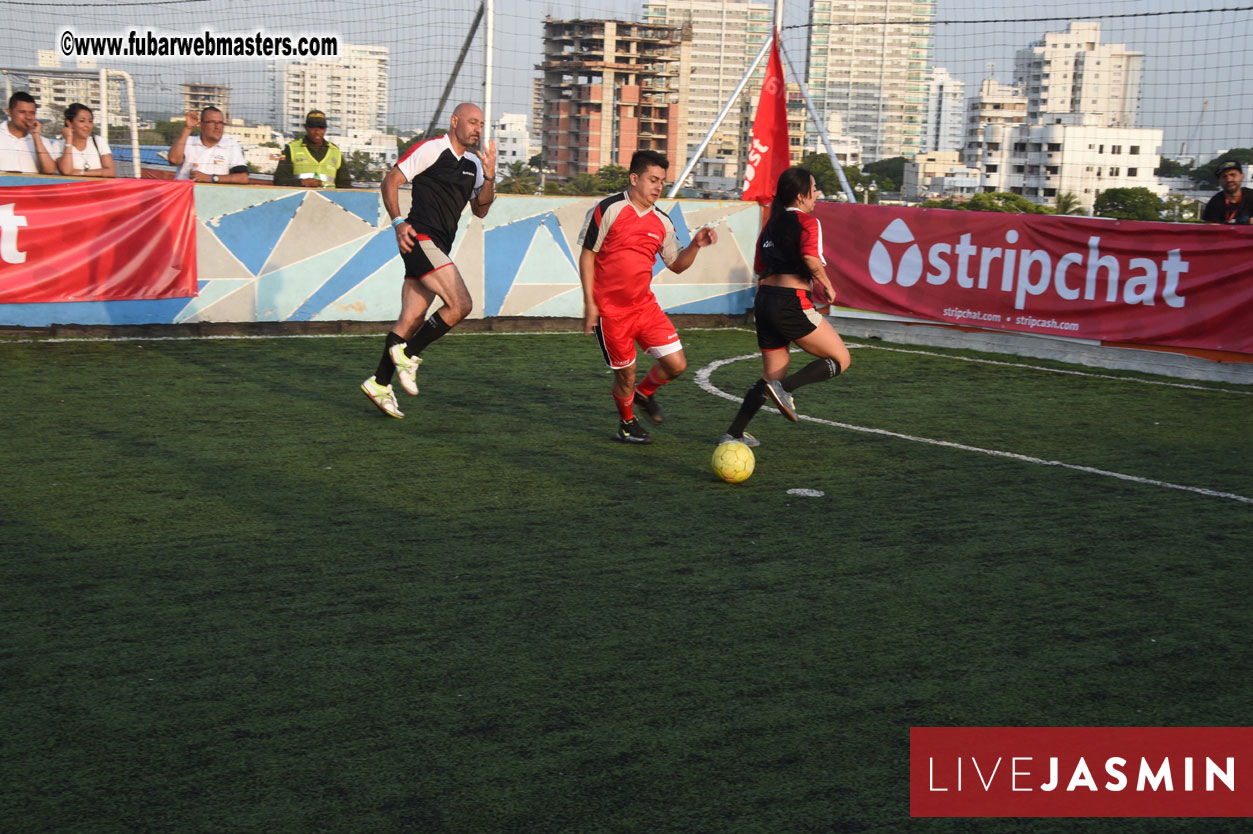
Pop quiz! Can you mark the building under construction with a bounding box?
[538,18,692,180]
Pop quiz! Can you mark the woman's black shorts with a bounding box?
[754,284,823,350]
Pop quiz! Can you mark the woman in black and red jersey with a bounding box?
[720,166,851,446]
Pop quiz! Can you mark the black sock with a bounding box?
[726,379,767,437]
[407,310,453,355]
[373,330,407,385]
[782,358,841,393]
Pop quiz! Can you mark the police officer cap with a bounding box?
[305,110,328,128]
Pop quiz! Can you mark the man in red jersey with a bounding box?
[361,102,497,418]
[579,150,717,444]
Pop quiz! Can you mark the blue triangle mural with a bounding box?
[319,191,383,226]
[542,213,577,268]
[653,203,692,276]
[288,228,400,321]
[209,193,304,275]
[483,214,547,317]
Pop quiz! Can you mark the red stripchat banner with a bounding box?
[911,727,1253,817]
[0,178,197,304]
[814,204,1253,354]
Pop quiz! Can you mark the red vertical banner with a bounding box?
[741,33,790,204]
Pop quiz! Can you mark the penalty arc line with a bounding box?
[695,353,1253,505]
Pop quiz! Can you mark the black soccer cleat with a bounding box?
[633,390,664,424]
[615,418,654,445]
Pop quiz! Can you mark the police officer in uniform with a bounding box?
[273,109,351,189]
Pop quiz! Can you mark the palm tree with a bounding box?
[497,160,537,195]
[1053,192,1082,216]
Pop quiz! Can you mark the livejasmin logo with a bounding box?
[910,727,1253,818]
[0,203,28,264]
[928,755,1236,793]
[868,218,1188,311]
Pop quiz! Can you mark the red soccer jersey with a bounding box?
[580,192,681,315]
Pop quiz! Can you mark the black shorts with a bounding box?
[401,235,454,281]
[755,284,823,351]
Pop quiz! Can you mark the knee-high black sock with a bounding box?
[782,358,841,392]
[726,379,767,438]
[373,330,407,385]
[407,309,453,355]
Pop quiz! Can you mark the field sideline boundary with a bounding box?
[695,353,1253,506]
[4,327,1248,396]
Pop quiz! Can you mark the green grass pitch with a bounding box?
[1,327,1249,833]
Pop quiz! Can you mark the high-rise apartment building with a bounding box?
[976,120,1163,212]
[181,83,232,120]
[923,67,964,153]
[805,0,935,163]
[1013,21,1143,128]
[28,50,124,126]
[643,0,774,191]
[538,18,691,180]
[279,44,388,136]
[962,77,1028,168]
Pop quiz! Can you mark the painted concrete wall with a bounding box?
[0,175,761,326]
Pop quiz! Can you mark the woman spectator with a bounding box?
[54,103,114,178]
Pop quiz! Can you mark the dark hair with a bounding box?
[64,103,93,124]
[200,106,224,120]
[762,167,815,261]
[630,150,669,177]
[8,91,36,109]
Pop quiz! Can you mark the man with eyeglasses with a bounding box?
[168,107,249,184]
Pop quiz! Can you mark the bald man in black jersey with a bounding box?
[362,102,497,418]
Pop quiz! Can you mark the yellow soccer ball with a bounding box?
[712,440,755,484]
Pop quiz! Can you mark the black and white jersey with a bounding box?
[395,134,484,252]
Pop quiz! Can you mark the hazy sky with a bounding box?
[2,0,1248,159]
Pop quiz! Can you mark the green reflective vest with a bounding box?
[289,138,342,185]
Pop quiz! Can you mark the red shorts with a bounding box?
[593,302,682,369]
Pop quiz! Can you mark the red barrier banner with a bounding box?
[911,727,1253,817]
[0,179,197,304]
[814,204,1253,354]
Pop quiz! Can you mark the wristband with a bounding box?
[391,216,405,228]
[482,176,494,182]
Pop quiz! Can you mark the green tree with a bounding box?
[799,152,840,195]
[1093,187,1165,221]
[564,172,601,196]
[543,180,564,195]
[528,152,544,170]
[965,192,1050,214]
[344,151,384,183]
[596,164,629,193]
[1155,158,1193,178]
[497,160,537,194]
[863,156,905,193]
[922,192,1050,214]
[1053,192,1083,216]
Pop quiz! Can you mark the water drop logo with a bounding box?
[868,218,923,287]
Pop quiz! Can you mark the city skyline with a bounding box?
[1,1,1248,162]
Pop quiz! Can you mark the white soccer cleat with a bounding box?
[389,343,422,396]
[361,376,404,418]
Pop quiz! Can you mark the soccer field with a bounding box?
[1,327,1249,833]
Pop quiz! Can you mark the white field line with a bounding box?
[844,343,1253,396]
[695,353,1253,505]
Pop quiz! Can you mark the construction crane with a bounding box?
[1178,99,1210,163]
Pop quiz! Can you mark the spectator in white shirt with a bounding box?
[168,107,249,183]
[0,92,56,174]
[53,103,115,178]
